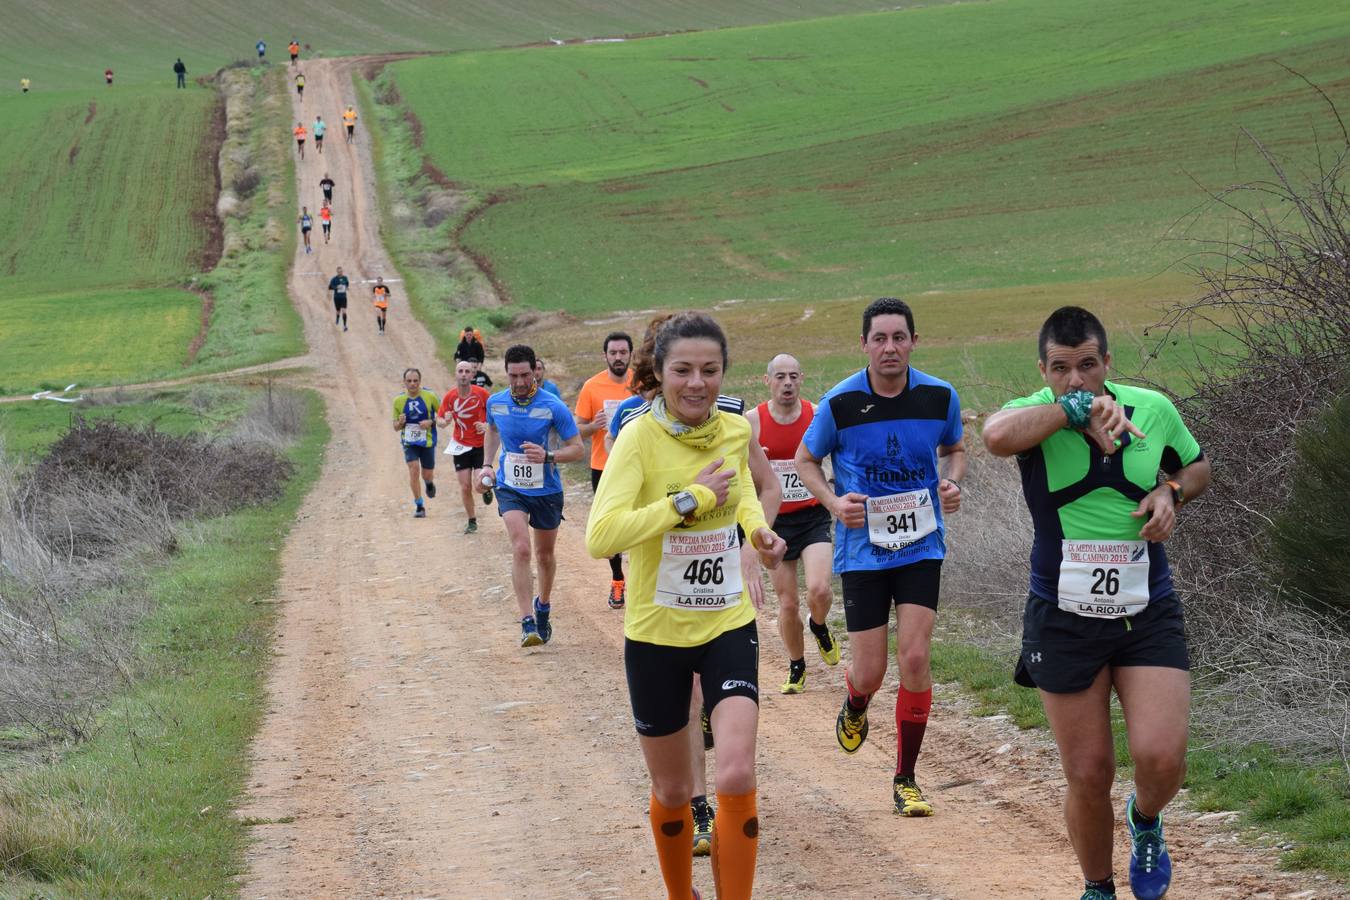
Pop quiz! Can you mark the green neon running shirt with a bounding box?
[1004,381,1202,606]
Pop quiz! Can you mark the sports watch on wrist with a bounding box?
[672,490,699,518]
[544,449,555,464]
[1165,479,1184,506]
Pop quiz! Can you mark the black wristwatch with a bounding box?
[672,490,699,517]
[1165,478,1184,506]
[544,449,555,464]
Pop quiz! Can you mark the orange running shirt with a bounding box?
[574,370,633,470]
[373,285,389,309]
[294,125,306,139]
[440,385,490,448]
[343,109,358,126]
[319,206,331,222]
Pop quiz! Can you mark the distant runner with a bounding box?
[478,344,584,648]
[173,58,187,89]
[574,331,635,609]
[328,266,349,331]
[437,361,491,534]
[293,122,306,160]
[455,325,486,364]
[393,368,439,519]
[343,105,358,143]
[256,39,266,61]
[313,115,326,154]
[298,206,313,254]
[294,72,305,100]
[747,353,840,694]
[288,39,300,65]
[795,297,966,818]
[104,68,113,86]
[982,306,1211,900]
[319,173,335,205]
[534,358,562,398]
[371,277,390,335]
[319,203,332,244]
[470,361,493,390]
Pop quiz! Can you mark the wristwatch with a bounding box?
[1165,479,1184,506]
[544,449,555,464]
[671,490,699,518]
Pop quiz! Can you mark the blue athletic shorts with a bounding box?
[496,485,564,530]
[402,444,436,469]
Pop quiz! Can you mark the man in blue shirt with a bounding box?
[533,357,562,398]
[796,297,966,817]
[478,345,585,648]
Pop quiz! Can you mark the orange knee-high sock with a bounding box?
[711,789,758,900]
[649,793,694,899]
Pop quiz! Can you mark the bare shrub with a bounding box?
[1147,104,1350,766]
[228,383,308,447]
[231,167,262,198]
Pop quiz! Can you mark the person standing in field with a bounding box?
[478,344,584,648]
[328,266,350,331]
[104,68,113,86]
[981,306,1211,900]
[747,353,840,695]
[437,361,491,534]
[343,105,358,143]
[20,77,31,93]
[587,312,786,900]
[393,368,439,519]
[319,203,332,244]
[295,72,305,100]
[371,276,390,334]
[313,115,326,154]
[288,39,300,65]
[319,173,335,206]
[256,39,266,61]
[795,296,967,818]
[298,206,313,254]
[173,58,187,88]
[574,331,636,610]
[293,122,307,160]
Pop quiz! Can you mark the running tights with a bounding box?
[649,793,693,899]
[711,789,758,900]
[609,553,624,581]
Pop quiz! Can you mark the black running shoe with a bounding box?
[424,481,436,499]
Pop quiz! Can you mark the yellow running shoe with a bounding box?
[780,667,806,694]
[813,624,841,666]
[893,775,933,817]
[691,800,714,857]
[835,698,869,753]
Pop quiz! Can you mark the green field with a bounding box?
[390,0,1350,316]
[1,0,903,91]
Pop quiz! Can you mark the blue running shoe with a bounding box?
[1126,794,1171,899]
[520,616,543,648]
[534,597,551,644]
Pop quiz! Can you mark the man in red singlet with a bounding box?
[436,360,492,534]
[746,353,840,694]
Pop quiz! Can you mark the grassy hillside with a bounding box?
[1,0,912,91]
[389,0,1350,316]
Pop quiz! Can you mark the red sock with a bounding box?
[648,793,693,899]
[845,670,871,712]
[895,686,932,777]
[711,789,758,900]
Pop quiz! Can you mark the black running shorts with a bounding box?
[1015,592,1189,694]
[625,621,759,737]
[451,445,484,472]
[772,504,831,561]
[590,467,604,492]
[840,558,942,632]
[333,294,348,310]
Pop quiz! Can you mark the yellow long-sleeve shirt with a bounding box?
[587,411,769,647]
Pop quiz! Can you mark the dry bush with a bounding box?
[228,383,308,447]
[1147,104,1350,767]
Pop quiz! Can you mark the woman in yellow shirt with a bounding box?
[588,312,785,900]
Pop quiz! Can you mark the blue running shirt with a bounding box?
[487,389,579,496]
[803,367,962,573]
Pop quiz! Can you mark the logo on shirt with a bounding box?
[886,433,902,457]
[859,404,875,414]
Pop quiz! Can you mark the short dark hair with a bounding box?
[603,331,633,354]
[503,344,537,368]
[862,297,915,339]
[1038,306,1109,362]
[654,313,728,372]
[402,367,421,380]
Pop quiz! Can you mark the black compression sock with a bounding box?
[1084,876,1115,896]
[1130,804,1159,830]
[807,617,830,639]
[790,658,806,677]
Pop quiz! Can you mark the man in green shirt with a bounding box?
[982,307,1211,900]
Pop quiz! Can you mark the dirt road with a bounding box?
[237,58,1337,899]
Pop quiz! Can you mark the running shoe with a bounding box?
[520,616,543,648]
[892,775,933,817]
[482,487,494,506]
[780,667,806,694]
[1125,794,1171,900]
[413,505,426,519]
[1080,889,1116,900]
[534,597,552,644]
[691,800,714,857]
[424,481,436,499]
[814,625,841,666]
[836,698,869,754]
[608,579,625,610]
[701,707,714,750]
[464,519,477,534]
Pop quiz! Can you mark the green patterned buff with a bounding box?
[1058,389,1094,430]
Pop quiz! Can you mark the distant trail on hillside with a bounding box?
[234,57,1339,900]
